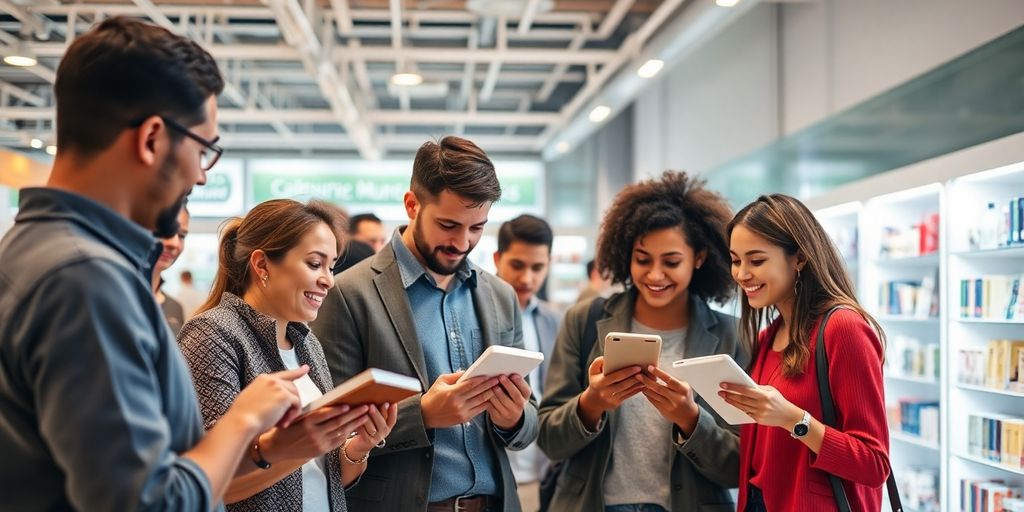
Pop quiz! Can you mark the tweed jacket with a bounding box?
[178,292,348,512]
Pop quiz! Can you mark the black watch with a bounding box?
[791,410,811,439]
[250,438,272,469]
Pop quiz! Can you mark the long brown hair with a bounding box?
[198,199,347,314]
[728,194,885,376]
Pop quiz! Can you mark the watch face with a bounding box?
[794,424,809,437]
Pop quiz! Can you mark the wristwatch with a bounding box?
[791,410,811,439]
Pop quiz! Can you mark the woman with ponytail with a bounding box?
[179,199,397,512]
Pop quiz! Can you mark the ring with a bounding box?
[368,430,378,437]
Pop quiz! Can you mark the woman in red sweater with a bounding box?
[721,194,891,512]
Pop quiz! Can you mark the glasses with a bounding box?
[161,117,223,171]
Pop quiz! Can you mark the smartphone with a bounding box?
[602,332,662,374]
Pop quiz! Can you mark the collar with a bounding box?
[605,286,719,331]
[522,296,539,315]
[390,226,476,290]
[218,291,311,343]
[16,187,161,272]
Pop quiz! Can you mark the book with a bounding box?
[457,345,544,383]
[298,368,421,418]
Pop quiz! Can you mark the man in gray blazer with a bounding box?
[311,136,538,512]
[492,215,563,512]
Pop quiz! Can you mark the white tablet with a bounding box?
[667,354,758,425]
[456,345,545,383]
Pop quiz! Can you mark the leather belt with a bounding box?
[426,495,501,512]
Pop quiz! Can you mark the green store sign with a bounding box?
[189,172,232,203]
[252,172,537,208]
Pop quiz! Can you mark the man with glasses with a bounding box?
[0,17,306,510]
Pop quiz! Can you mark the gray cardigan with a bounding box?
[537,289,748,512]
[309,240,538,511]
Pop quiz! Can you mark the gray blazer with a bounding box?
[310,241,539,511]
[533,299,563,397]
[537,289,748,512]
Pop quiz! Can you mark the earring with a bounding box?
[261,273,268,288]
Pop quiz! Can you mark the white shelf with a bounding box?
[869,252,940,267]
[877,315,941,323]
[887,374,940,385]
[955,453,1024,477]
[955,383,1024,398]
[950,246,1024,259]
[891,430,941,451]
[952,317,1024,325]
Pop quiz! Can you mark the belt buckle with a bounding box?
[454,495,471,511]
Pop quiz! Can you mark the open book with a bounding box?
[299,368,422,418]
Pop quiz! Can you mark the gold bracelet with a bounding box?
[341,440,369,465]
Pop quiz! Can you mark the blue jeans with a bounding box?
[605,505,669,512]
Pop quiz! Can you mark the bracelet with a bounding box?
[250,436,272,470]
[341,440,369,465]
[376,438,386,449]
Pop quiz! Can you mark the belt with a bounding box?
[426,495,501,512]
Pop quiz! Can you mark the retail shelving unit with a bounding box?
[860,184,945,512]
[945,161,1024,510]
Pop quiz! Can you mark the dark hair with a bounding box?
[497,214,553,253]
[586,259,596,277]
[199,199,347,314]
[55,17,224,156]
[728,194,885,376]
[596,171,734,304]
[349,213,382,235]
[411,136,501,206]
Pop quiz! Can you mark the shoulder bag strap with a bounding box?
[815,306,903,512]
[578,297,606,388]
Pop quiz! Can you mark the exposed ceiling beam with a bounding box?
[328,0,352,35]
[596,0,636,38]
[129,0,176,32]
[0,80,44,106]
[0,0,47,37]
[517,0,544,34]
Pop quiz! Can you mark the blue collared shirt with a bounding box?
[0,188,213,511]
[391,229,502,500]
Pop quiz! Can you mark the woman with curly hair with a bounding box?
[537,171,746,512]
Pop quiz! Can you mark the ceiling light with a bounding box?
[29,138,43,149]
[390,72,424,87]
[637,59,665,79]
[555,141,570,154]
[45,145,56,156]
[716,0,740,6]
[589,105,611,123]
[3,39,37,67]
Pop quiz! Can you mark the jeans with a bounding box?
[605,505,669,512]
[745,485,768,512]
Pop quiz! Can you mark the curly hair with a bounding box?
[595,171,734,304]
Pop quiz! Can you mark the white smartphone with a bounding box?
[602,331,662,374]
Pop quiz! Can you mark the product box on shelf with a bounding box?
[897,466,939,512]
[959,274,1024,320]
[967,413,1024,467]
[960,479,1022,512]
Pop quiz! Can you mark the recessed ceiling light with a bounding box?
[29,138,43,149]
[4,55,37,67]
[637,59,664,79]
[390,72,424,86]
[556,141,570,153]
[45,145,57,155]
[716,0,739,6]
[589,105,611,123]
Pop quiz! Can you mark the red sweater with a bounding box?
[737,309,890,512]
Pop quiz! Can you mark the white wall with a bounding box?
[634,0,1024,178]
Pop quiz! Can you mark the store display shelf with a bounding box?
[950,246,1024,259]
[869,252,940,267]
[886,374,940,385]
[955,383,1024,398]
[877,315,941,324]
[953,317,1024,325]
[890,430,940,451]
[955,453,1024,476]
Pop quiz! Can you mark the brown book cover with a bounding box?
[298,368,421,418]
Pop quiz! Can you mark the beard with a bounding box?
[152,151,187,239]
[412,220,472,276]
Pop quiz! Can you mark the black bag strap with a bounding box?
[578,297,606,388]
[815,306,903,512]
